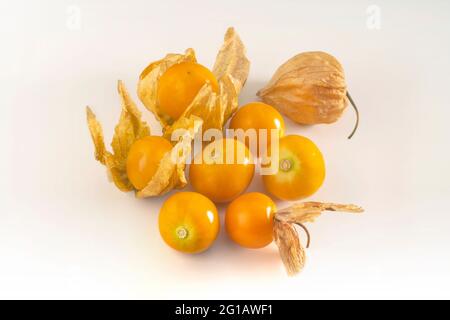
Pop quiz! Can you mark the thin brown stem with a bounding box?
[293,223,311,249]
[346,91,359,139]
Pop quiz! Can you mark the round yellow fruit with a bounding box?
[263,135,325,200]
[159,192,220,254]
[126,136,173,190]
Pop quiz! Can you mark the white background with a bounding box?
[1,0,450,299]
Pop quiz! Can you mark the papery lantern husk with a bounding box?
[258,51,349,125]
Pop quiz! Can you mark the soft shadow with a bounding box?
[238,79,269,105]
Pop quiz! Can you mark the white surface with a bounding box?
[1,0,450,300]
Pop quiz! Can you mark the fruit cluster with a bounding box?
[86,28,363,275]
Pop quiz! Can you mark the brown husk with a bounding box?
[273,202,364,276]
[258,51,348,125]
[273,220,306,276]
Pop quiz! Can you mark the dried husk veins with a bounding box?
[86,80,196,197]
[273,202,364,276]
[137,27,249,137]
[273,220,306,276]
[258,51,348,125]
[213,27,250,93]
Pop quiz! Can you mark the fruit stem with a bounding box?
[346,91,359,139]
[294,222,311,248]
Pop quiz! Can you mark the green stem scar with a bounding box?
[176,226,188,240]
[280,159,292,172]
[347,91,360,140]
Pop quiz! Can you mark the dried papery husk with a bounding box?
[86,80,150,192]
[137,27,249,134]
[137,116,203,198]
[273,202,364,276]
[258,52,360,138]
[161,74,239,140]
[138,48,197,127]
[273,220,306,276]
[86,80,199,197]
[213,27,250,93]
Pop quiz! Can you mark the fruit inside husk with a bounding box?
[257,51,359,139]
[86,80,201,197]
[157,61,220,120]
[138,27,250,139]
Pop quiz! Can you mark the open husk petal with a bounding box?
[86,106,107,165]
[218,74,239,125]
[103,152,134,192]
[138,48,197,128]
[213,27,250,93]
[162,74,238,139]
[276,202,363,224]
[112,81,151,165]
[137,27,249,135]
[274,202,364,276]
[273,220,306,277]
[87,80,197,196]
[137,116,203,198]
[86,81,150,192]
[164,83,219,138]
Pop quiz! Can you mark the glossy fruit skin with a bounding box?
[189,138,255,203]
[229,102,285,157]
[157,62,219,120]
[159,192,219,254]
[225,192,277,249]
[263,135,325,201]
[126,136,173,190]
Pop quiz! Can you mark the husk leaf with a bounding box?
[86,81,150,192]
[112,81,151,166]
[273,220,306,276]
[274,202,364,276]
[86,106,107,165]
[276,202,363,224]
[213,27,250,93]
[87,80,201,197]
[137,116,203,198]
[138,48,197,127]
